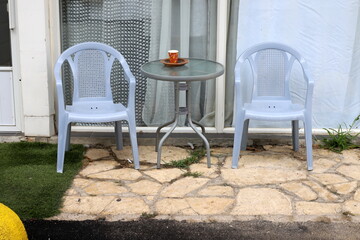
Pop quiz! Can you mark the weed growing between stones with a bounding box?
[140,212,158,219]
[182,172,203,178]
[165,148,206,169]
[321,114,360,153]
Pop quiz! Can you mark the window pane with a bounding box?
[0,0,12,66]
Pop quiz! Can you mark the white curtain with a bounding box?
[142,0,217,127]
[228,0,360,128]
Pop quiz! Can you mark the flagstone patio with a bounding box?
[51,145,360,223]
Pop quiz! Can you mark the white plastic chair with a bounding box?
[54,42,140,173]
[231,42,314,170]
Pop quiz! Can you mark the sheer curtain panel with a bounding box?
[142,0,217,127]
[226,0,360,129]
[61,0,217,128]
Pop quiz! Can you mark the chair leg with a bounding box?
[232,112,245,169]
[292,120,299,151]
[57,120,69,173]
[304,118,313,171]
[241,119,249,150]
[115,121,123,150]
[128,116,140,170]
[65,123,71,151]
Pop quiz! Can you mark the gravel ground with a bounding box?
[24,219,360,240]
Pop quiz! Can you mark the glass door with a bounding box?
[0,0,16,127]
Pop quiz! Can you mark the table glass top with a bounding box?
[140,58,224,81]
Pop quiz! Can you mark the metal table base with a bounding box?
[155,82,211,168]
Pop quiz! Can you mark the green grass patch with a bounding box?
[0,141,85,220]
[321,114,360,153]
[165,148,206,169]
[182,171,203,178]
[140,212,158,219]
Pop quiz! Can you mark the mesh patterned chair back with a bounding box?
[254,49,289,99]
[54,42,139,173]
[76,50,110,100]
[232,42,314,170]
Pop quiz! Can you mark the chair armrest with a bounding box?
[232,57,245,126]
[54,60,67,112]
[56,82,66,112]
[301,61,314,85]
[232,80,244,127]
[234,59,244,107]
[124,71,136,110]
[301,61,314,111]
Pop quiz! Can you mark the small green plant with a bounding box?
[165,148,206,169]
[182,171,203,178]
[140,212,158,219]
[321,114,360,153]
[342,211,355,217]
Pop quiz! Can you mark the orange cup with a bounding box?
[168,50,179,63]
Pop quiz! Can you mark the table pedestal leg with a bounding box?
[156,82,211,168]
[155,117,176,152]
[157,118,179,168]
[186,85,211,168]
[191,120,205,134]
[156,82,180,168]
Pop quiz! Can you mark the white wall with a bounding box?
[17,0,55,136]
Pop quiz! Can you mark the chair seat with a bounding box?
[66,101,128,123]
[244,101,305,121]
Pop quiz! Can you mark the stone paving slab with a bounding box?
[52,145,360,223]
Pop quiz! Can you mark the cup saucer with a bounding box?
[160,58,189,67]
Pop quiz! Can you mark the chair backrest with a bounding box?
[237,42,306,102]
[54,42,133,107]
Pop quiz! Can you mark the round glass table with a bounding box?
[141,58,224,168]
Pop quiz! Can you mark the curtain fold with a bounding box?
[142,0,175,126]
[142,0,217,127]
[225,0,240,127]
